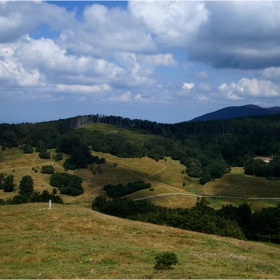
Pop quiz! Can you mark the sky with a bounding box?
[1,1,280,124]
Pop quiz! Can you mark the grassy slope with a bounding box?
[1,203,280,279]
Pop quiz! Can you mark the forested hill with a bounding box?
[190,104,280,122]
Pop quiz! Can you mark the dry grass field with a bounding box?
[1,203,280,279]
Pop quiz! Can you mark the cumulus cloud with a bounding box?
[188,2,280,69]
[218,78,280,100]
[0,1,75,43]
[58,3,157,57]
[260,67,280,82]
[128,1,208,48]
[182,83,194,91]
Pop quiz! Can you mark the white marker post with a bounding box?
[48,200,52,209]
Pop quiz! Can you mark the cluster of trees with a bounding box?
[91,131,146,158]
[0,174,35,195]
[41,165,55,174]
[50,172,84,196]
[0,120,69,149]
[56,135,105,170]
[0,189,63,205]
[244,156,280,178]
[0,173,63,205]
[92,196,280,244]
[103,181,151,198]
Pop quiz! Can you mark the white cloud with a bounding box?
[0,1,76,42]
[56,84,111,94]
[108,91,132,102]
[218,78,280,100]
[134,93,151,103]
[0,47,43,87]
[61,3,157,56]
[128,1,208,48]
[182,82,194,91]
[260,67,280,81]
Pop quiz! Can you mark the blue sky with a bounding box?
[1,1,280,124]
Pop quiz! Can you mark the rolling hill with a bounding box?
[1,203,280,279]
[190,104,280,122]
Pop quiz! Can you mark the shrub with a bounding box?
[50,173,84,196]
[154,251,178,270]
[39,149,50,159]
[53,153,63,161]
[23,144,33,153]
[41,165,55,174]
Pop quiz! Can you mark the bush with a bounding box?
[23,144,33,154]
[154,251,178,270]
[41,165,55,174]
[39,149,50,159]
[50,172,84,196]
[53,153,63,161]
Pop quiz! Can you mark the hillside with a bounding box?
[1,146,280,211]
[2,119,280,278]
[1,203,280,279]
[190,104,280,122]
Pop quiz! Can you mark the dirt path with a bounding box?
[145,163,177,180]
[133,193,280,201]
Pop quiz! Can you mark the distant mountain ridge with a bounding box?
[190,105,280,122]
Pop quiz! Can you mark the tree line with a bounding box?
[92,195,280,244]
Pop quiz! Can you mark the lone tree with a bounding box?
[3,175,15,192]
[19,175,34,197]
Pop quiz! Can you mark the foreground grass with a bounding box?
[1,203,280,279]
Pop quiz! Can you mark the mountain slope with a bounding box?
[190,104,280,122]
